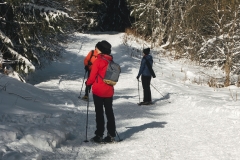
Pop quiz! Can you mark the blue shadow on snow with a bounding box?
[118,121,167,140]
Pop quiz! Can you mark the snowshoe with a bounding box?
[81,95,89,101]
[90,135,103,143]
[103,135,115,143]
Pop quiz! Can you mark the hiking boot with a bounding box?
[103,134,115,143]
[90,135,103,143]
[82,95,88,101]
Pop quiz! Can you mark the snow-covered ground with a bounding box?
[0,32,240,160]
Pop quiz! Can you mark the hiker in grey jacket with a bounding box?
[137,48,153,105]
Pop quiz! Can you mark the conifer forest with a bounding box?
[1,0,240,86]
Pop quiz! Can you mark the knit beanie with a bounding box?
[143,48,150,55]
[96,40,111,54]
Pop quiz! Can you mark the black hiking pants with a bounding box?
[93,94,116,137]
[141,75,152,102]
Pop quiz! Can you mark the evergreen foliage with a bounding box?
[0,0,75,79]
[1,0,240,86]
[96,0,131,31]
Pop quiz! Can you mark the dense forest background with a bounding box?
[1,0,240,87]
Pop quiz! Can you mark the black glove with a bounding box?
[86,85,91,93]
[84,66,89,72]
[136,75,140,80]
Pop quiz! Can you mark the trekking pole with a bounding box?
[150,83,171,103]
[115,130,123,142]
[84,87,90,142]
[138,80,140,103]
[78,71,87,99]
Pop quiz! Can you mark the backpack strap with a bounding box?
[98,56,110,80]
[101,55,111,63]
[97,55,110,80]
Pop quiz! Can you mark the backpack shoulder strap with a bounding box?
[97,55,110,79]
[101,55,111,63]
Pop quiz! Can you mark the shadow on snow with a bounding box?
[119,121,167,140]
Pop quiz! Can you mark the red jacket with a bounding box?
[86,54,114,97]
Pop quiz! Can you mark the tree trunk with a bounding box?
[224,56,231,87]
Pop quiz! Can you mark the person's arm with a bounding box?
[84,51,92,66]
[137,58,146,78]
[86,59,99,85]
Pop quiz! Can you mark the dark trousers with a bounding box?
[85,71,91,96]
[141,75,152,102]
[93,94,116,137]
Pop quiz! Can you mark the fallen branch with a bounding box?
[8,92,34,100]
[0,82,9,91]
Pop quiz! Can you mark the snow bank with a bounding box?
[0,73,81,159]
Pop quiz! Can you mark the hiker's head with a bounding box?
[95,40,111,55]
[143,48,150,55]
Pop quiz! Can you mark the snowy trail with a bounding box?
[1,32,240,160]
[37,33,240,159]
[46,33,239,159]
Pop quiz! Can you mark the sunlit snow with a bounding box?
[0,32,239,160]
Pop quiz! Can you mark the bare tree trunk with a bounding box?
[224,55,231,87]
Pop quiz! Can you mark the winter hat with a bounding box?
[96,40,111,54]
[143,48,150,55]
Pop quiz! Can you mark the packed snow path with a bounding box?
[1,32,240,160]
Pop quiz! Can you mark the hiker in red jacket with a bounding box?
[86,40,116,143]
[82,45,99,100]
